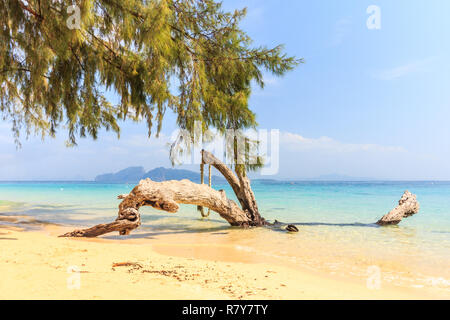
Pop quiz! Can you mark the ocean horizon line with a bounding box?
[1,179,450,183]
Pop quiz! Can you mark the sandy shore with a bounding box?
[0,222,445,300]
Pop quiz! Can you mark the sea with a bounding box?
[1,180,449,293]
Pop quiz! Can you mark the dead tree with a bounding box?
[59,152,420,238]
[60,150,267,237]
[376,191,420,225]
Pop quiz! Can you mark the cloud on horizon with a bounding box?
[1,125,444,181]
[280,132,406,154]
[272,132,423,180]
[372,57,436,80]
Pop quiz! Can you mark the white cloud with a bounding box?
[0,153,14,161]
[372,57,436,80]
[0,122,447,180]
[263,75,279,86]
[120,133,170,148]
[243,5,265,26]
[280,132,406,154]
[330,18,352,47]
[0,134,13,145]
[270,131,435,180]
[0,124,173,180]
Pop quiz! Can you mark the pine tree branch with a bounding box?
[1,67,50,79]
[18,0,43,21]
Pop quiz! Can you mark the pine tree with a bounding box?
[0,0,301,146]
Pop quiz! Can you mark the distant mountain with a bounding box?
[143,167,199,182]
[94,166,146,183]
[95,167,225,184]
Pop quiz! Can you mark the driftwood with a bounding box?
[60,150,268,238]
[59,150,419,237]
[201,150,266,226]
[376,191,420,226]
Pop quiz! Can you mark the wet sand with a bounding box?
[0,222,446,300]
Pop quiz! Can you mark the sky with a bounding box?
[1,0,450,180]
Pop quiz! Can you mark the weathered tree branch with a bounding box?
[59,151,419,238]
[60,178,256,237]
[59,219,140,238]
[61,150,270,238]
[376,191,420,226]
[201,150,265,226]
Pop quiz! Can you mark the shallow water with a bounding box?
[1,180,449,293]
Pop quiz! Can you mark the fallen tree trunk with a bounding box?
[59,218,141,238]
[59,181,247,238]
[60,153,267,238]
[376,191,420,226]
[201,150,265,226]
[60,151,418,237]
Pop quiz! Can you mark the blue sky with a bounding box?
[1,0,450,180]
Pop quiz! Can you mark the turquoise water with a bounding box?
[1,181,449,291]
[2,180,449,227]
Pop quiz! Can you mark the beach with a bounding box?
[0,221,447,300]
[2,0,450,303]
[1,181,449,300]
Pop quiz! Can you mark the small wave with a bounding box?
[426,277,450,288]
[234,245,255,253]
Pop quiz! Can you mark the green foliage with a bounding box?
[0,0,301,146]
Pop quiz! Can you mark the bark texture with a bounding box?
[61,150,267,237]
[60,179,261,237]
[376,191,420,226]
[201,150,265,226]
[60,152,417,238]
